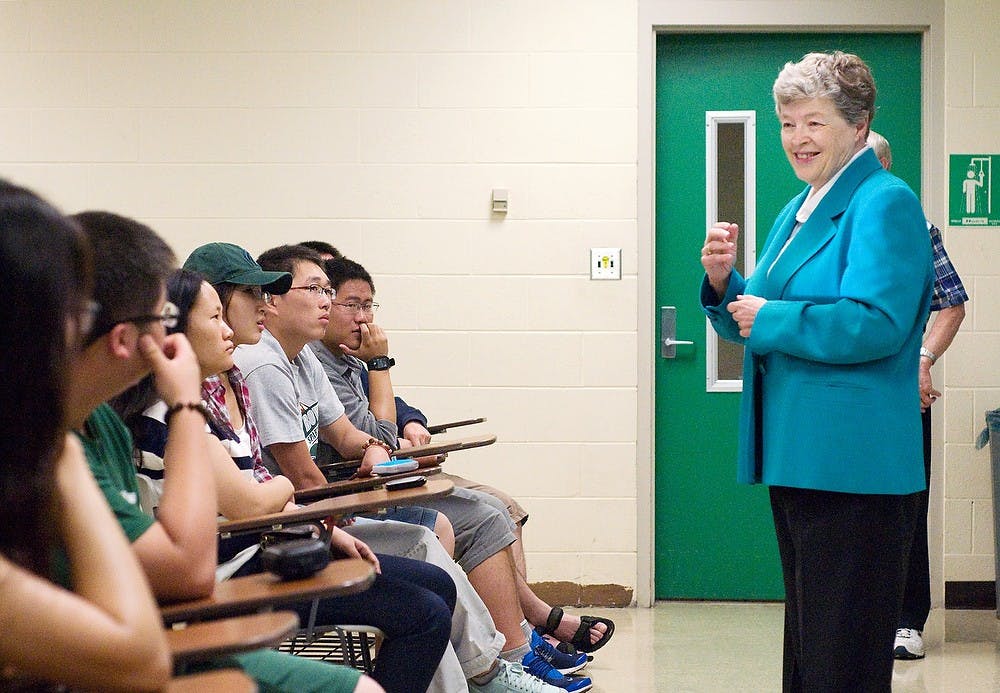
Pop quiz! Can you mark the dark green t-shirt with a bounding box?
[77,403,155,542]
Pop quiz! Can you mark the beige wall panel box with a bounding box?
[491,188,509,213]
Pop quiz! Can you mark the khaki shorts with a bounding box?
[442,472,529,526]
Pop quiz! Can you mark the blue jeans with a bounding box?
[289,554,455,693]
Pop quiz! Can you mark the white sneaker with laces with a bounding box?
[468,659,562,693]
[893,628,925,660]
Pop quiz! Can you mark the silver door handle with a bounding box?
[660,306,694,359]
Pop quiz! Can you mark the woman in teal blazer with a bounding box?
[700,52,933,692]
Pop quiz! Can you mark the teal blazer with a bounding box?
[702,149,933,494]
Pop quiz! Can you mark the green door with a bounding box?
[654,32,922,599]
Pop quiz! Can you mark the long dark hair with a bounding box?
[109,268,206,437]
[0,179,92,575]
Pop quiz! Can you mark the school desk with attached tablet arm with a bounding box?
[167,611,301,666]
[160,559,376,625]
[217,477,456,539]
[292,464,444,504]
[166,669,257,692]
[426,417,486,435]
[315,433,497,480]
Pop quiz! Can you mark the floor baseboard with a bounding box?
[528,581,633,608]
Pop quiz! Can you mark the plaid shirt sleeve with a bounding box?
[928,223,969,311]
[202,369,273,483]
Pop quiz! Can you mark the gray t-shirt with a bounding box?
[309,341,398,447]
[233,330,345,475]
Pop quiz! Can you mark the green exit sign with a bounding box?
[950,154,998,226]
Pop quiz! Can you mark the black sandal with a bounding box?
[538,606,615,654]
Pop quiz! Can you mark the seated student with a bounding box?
[303,242,613,657]
[66,211,382,693]
[237,244,590,692]
[312,254,613,661]
[113,267,455,693]
[184,243,552,693]
[0,180,171,692]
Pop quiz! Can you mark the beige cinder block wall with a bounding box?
[4,0,996,610]
[0,0,640,603]
[940,0,1000,591]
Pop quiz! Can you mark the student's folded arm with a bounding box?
[0,436,171,692]
[206,434,295,519]
[394,396,428,434]
[321,415,390,477]
[266,440,329,490]
[134,408,218,601]
[321,414,370,458]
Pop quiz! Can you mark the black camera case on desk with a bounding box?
[261,537,330,581]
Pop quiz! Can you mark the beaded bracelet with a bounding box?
[165,401,211,424]
[361,438,393,455]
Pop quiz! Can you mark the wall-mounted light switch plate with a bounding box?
[590,247,621,280]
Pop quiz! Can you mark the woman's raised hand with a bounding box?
[701,222,739,299]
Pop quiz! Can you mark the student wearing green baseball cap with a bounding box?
[184,243,292,348]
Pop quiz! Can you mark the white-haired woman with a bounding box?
[699,51,933,691]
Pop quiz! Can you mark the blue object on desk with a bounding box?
[372,458,419,475]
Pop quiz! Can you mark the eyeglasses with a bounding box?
[331,301,379,316]
[289,284,335,300]
[119,301,180,331]
[78,300,101,337]
[239,285,273,304]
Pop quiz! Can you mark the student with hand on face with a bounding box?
[237,244,587,693]
[112,264,454,693]
[0,180,171,692]
[311,253,615,664]
[67,212,382,693]
[182,243,516,693]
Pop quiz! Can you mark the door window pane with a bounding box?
[705,112,756,390]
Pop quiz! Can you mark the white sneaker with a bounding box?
[893,628,925,659]
[469,659,562,693]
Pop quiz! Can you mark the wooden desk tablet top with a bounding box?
[166,670,257,692]
[160,558,375,625]
[315,433,497,475]
[218,477,455,537]
[426,417,486,434]
[293,465,443,504]
[167,611,300,665]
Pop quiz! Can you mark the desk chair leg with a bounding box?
[278,618,382,675]
[335,626,382,674]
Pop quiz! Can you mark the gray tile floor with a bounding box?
[564,604,1000,692]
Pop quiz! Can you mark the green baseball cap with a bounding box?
[183,243,292,295]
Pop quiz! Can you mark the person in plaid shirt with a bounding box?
[870,131,969,661]
[202,368,272,483]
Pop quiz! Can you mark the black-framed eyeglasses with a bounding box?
[289,284,335,300]
[239,285,273,304]
[331,301,379,316]
[79,300,101,337]
[118,301,180,330]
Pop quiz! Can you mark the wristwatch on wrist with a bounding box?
[919,346,938,364]
[367,355,395,371]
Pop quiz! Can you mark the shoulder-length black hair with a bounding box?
[0,179,92,576]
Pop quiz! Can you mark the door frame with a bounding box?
[636,1,946,607]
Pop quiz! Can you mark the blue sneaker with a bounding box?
[521,650,593,692]
[530,629,589,675]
